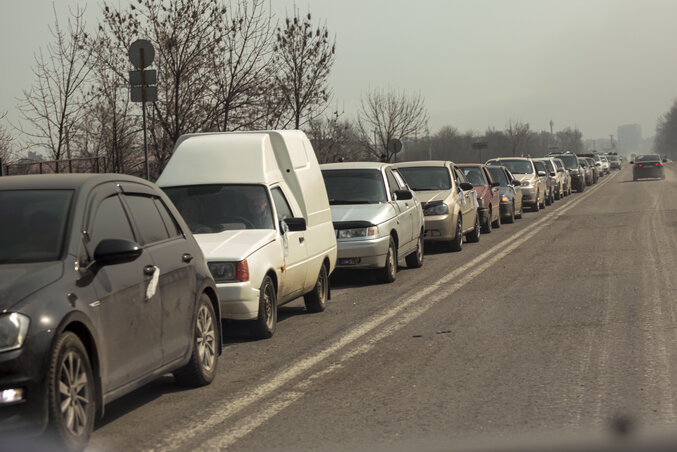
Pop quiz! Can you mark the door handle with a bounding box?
[144,265,156,276]
[182,253,194,263]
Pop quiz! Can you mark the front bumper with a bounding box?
[520,185,537,205]
[423,214,455,241]
[336,234,391,269]
[216,281,260,320]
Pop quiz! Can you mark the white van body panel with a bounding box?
[157,131,337,320]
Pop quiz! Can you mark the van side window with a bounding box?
[90,195,136,251]
[271,187,294,222]
[124,195,170,245]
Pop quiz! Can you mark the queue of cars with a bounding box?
[0,136,631,450]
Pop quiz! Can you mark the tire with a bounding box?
[304,263,329,312]
[492,208,501,228]
[379,237,397,283]
[531,198,540,212]
[555,187,560,200]
[250,275,277,338]
[578,182,585,193]
[545,190,552,206]
[466,213,480,244]
[405,233,424,268]
[47,332,96,452]
[449,216,464,251]
[515,202,523,219]
[481,208,492,233]
[174,293,218,386]
[505,203,515,223]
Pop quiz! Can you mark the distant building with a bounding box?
[617,124,642,155]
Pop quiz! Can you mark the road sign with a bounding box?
[471,141,488,150]
[129,70,157,87]
[131,86,158,103]
[128,39,155,69]
[388,138,403,154]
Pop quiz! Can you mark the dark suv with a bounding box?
[0,174,220,451]
[548,153,586,192]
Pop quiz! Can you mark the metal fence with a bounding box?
[1,156,107,177]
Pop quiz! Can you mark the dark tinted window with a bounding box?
[90,195,135,250]
[636,154,661,162]
[154,198,182,238]
[487,166,509,186]
[271,187,294,221]
[124,195,170,245]
[398,167,452,190]
[0,190,73,263]
[322,169,387,204]
[553,155,579,168]
[461,167,486,186]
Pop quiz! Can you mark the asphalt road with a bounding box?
[87,163,677,452]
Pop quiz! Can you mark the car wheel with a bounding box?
[406,233,424,268]
[47,332,95,452]
[532,198,539,212]
[515,202,523,219]
[481,208,492,233]
[250,275,277,338]
[505,203,515,223]
[304,263,329,312]
[466,213,480,244]
[492,208,501,228]
[450,216,464,250]
[379,237,397,283]
[174,293,218,386]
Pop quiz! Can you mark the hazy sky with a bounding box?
[2,0,677,143]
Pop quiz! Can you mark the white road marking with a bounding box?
[148,172,617,452]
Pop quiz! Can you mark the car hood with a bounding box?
[516,174,536,183]
[195,229,277,261]
[413,190,450,204]
[0,261,64,311]
[330,203,397,225]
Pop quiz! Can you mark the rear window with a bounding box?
[0,190,73,263]
[397,167,451,191]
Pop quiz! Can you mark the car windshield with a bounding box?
[539,160,555,172]
[461,167,485,186]
[554,155,579,169]
[607,155,619,162]
[397,167,451,191]
[497,160,533,174]
[0,190,72,264]
[163,184,274,233]
[322,169,387,204]
[487,166,509,186]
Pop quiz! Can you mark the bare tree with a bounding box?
[356,88,429,162]
[273,9,336,129]
[0,112,14,167]
[209,0,278,131]
[15,6,93,167]
[505,119,531,157]
[101,0,230,175]
[655,100,677,160]
[306,111,363,163]
[556,127,584,154]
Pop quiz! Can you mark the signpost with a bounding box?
[472,141,488,163]
[128,39,157,180]
[388,138,403,163]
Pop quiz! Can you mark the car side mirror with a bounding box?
[94,239,142,266]
[550,171,556,177]
[538,170,546,177]
[512,180,521,186]
[490,181,500,188]
[394,189,413,201]
[281,217,306,232]
[459,182,474,191]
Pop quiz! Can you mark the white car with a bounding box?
[158,131,337,338]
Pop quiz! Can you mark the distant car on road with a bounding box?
[548,153,586,192]
[0,174,220,451]
[458,163,501,232]
[632,154,666,181]
[321,162,425,283]
[486,165,523,223]
[394,161,481,252]
[486,157,545,212]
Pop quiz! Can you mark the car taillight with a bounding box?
[635,164,642,167]
[236,259,249,282]
[656,162,663,166]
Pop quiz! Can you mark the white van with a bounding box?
[156,130,337,338]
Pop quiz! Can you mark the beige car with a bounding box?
[394,161,481,252]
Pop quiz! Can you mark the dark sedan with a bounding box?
[0,174,220,451]
[632,154,666,180]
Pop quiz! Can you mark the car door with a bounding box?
[385,168,414,250]
[483,166,500,209]
[120,186,197,364]
[270,185,308,300]
[452,165,475,231]
[393,168,422,239]
[84,186,162,392]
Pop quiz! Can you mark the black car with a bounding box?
[548,153,586,192]
[0,174,221,451]
[632,154,666,180]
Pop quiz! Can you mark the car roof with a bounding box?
[320,161,389,170]
[456,163,484,167]
[392,160,452,168]
[0,173,152,191]
[487,157,531,161]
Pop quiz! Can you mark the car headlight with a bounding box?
[337,226,378,239]
[423,202,449,216]
[208,260,249,282]
[569,169,579,175]
[501,195,510,203]
[525,179,535,187]
[0,313,30,353]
